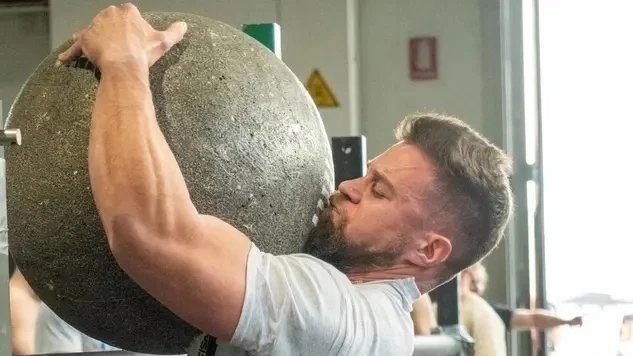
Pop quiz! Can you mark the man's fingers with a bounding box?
[58,28,86,64]
[71,27,88,40]
[119,2,138,11]
[58,40,83,64]
[160,21,188,51]
[149,21,187,66]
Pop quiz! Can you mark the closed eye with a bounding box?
[372,181,386,199]
[366,164,396,197]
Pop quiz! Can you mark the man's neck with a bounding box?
[345,265,420,286]
[344,265,442,294]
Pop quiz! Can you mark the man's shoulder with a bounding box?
[255,249,352,284]
[233,247,416,356]
[271,251,339,269]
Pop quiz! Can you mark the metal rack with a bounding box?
[1,100,19,356]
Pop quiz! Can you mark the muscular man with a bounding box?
[57,4,513,355]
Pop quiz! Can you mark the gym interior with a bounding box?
[1,1,631,355]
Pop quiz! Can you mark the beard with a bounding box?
[302,198,409,273]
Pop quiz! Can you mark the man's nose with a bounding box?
[338,178,362,204]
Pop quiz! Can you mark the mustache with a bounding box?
[328,191,346,209]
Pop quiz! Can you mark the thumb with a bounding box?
[150,21,187,66]
[161,21,188,49]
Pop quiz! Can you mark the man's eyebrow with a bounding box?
[367,162,396,193]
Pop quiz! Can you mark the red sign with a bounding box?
[409,37,437,81]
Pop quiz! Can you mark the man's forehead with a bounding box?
[368,143,436,201]
[367,162,422,174]
[368,142,435,171]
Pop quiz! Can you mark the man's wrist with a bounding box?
[99,56,150,79]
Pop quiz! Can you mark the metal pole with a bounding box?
[530,0,549,353]
[0,99,13,356]
[412,335,463,356]
[435,277,460,326]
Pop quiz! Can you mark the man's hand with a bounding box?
[568,316,583,327]
[57,3,187,69]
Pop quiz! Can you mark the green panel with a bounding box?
[242,23,281,58]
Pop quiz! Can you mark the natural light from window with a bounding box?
[540,1,633,355]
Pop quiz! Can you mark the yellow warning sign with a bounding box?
[305,69,339,108]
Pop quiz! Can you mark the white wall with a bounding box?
[49,0,276,47]
[48,0,357,138]
[359,0,484,157]
[279,0,358,137]
[0,9,50,120]
[46,1,492,150]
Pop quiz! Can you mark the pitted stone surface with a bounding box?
[5,12,333,354]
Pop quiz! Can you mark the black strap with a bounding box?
[193,335,218,356]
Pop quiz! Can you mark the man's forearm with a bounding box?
[10,290,38,355]
[89,62,198,243]
[88,63,213,325]
[532,311,569,329]
[511,309,570,330]
[9,270,40,355]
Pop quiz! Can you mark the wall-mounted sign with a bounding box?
[409,37,438,81]
[305,69,339,108]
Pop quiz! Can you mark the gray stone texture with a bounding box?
[5,12,333,354]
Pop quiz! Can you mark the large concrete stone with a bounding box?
[5,12,333,354]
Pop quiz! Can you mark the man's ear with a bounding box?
[406,232,452,268]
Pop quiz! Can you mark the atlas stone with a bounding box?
[5,12,333,354]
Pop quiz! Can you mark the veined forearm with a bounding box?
[88,63,197,241]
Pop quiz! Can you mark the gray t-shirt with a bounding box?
[214,244,420,356]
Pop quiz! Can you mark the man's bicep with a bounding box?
[168,215,254,340]
[111,214,252,341]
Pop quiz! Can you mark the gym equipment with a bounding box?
[5,12,333,354]
[0,129,20,146]
[425,278,475,356]
[1,102,14,356]
[331,136,366,189]
[242,23,281,58]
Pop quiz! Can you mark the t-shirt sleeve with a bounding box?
[229,245,365,354]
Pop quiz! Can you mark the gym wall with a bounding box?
[0,0,509,307]
[0,9,50,117]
